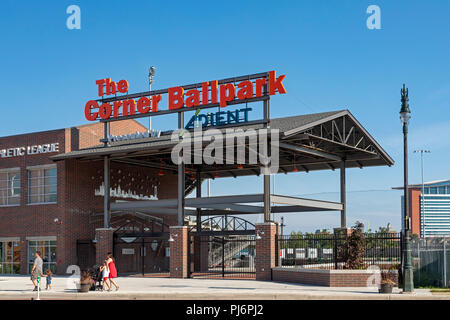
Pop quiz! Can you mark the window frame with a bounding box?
[27,165,57,205]
[0,168,21,207]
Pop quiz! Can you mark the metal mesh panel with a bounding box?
[411,237,449,288]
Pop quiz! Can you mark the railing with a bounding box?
[278,232,401,270]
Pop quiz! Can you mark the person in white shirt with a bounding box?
[99,260,111,291]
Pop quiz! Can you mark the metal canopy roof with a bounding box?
[108,193,343,217]
[52,110,393,195]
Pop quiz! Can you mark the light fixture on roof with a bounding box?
[168,233,178,242]
[158,159,165,176]
[292,154,298,172]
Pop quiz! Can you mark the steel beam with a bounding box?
[340,160,346,228]
[103,155,111,228]
[270,195,343,211]
[264,173,271,222]
[279,142,342,161]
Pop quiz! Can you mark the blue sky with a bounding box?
[0,1,449,233]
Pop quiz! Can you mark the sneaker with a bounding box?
[33,287,37,292]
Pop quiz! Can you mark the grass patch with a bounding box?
[430,288,450,293]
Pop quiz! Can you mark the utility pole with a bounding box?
[414,149,431,238]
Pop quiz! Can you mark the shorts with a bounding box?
[103,277,109,282]
[30,270,42,281]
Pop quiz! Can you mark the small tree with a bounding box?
[343,221,366,269]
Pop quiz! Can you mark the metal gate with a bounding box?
[77,239,96,271]
[188,216,256,279]
[113,217,170,276]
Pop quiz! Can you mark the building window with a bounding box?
[0,241,21,274]
[28,240,57,274]
[28,166,57,204]
[0,170,21,206]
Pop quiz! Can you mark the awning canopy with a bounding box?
[52,110,393,195]
[107,193,343,217]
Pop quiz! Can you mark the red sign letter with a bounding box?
[117,80,129,93]
[219,83,235,108]
[137,97,151,114]
[85,100,99,121]
[237,81,253,100]
[95,79,106,96]
[168,87,184,110]
[98,103,112,120]
[268,70,286,95]
[185,89,200,108]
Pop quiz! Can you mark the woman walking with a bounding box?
[106,252,119,291]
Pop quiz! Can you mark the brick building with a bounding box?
[0,120,178,275]
[394,180,450,237]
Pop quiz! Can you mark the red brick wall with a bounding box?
[95,228,114,265]
[75,120,147,149]
[0,121,178,275]
[0,129,67,274]
[410,189,421,236]
[272,268,399,287]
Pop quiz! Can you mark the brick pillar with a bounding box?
[20,239,28,275]
[274,222,281,267]
[255,223,277,281]
[193,236,209,272]
[95,228,114,265]
[169,226,189,278]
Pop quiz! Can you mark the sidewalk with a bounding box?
[0,275,444,300]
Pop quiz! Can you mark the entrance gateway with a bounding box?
[51,70,394,279]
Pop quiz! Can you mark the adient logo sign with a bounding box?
[84,71,286,121]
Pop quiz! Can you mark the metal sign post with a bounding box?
[36,276,40,300]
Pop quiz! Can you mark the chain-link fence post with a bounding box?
[444,238,447,288]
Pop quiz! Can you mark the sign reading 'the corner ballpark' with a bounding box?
[84,70,286,121]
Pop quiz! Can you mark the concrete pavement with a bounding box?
[0,275,444,300]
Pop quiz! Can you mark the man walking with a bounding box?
[31,251,43,291]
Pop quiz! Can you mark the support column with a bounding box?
[104,155,110,229]
[264,174,271,222]
[196,170,202,232]
[340,160,346,228]
[95,228,114,265]
[169,226,189,278]
[255,223,277,281]
[263,83,270,126]
[177,112,185,226]
[103,122,110,147]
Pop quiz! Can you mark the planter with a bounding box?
[379,283,393,294]
[78,283,91,293]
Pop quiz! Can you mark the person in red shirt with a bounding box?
[106,252,119,291]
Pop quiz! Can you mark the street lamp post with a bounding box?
[148,66,156,130]
[400,84,414,293]
[414,149,431,238]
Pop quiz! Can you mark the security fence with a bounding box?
[411,237,450,288]
[278,232,401,270]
